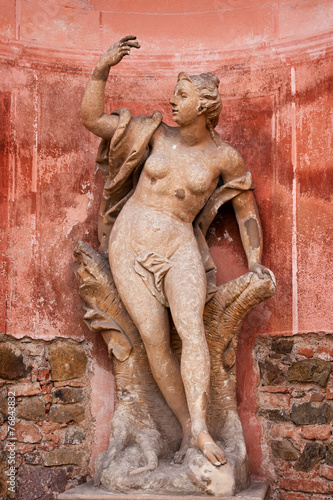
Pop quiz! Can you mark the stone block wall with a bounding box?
[0,335,94,499]
[254,333,333,499]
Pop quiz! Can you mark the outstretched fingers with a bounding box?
[119,35,141,50]
[120,34,137,43]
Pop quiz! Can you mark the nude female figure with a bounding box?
[81,36,270,468]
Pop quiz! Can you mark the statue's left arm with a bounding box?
[222,148,271,279]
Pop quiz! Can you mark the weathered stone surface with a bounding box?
[319,465,333,481]
[257,408,290,422]
[48,343,87,381]
[57,480,270,500]
[326,444,333,466]
[24,451,42,465]
[259,392,290,408]
[271,440,299,460]
[65,426,86,444]
[298,346,314,358]
[15,442,35,453]
[16,465,67,500]
[44,449,83,466]
[48,404,85,423]
[0,344,30,380]
[17,397,46,421]
[0,450,8,498]
[53,387,85,404]
[259,360,285,386]
[310,392,325,402]
[9,382,41,396]
[37,368,50,381]
[0,423,8,440]
[294,442,326,471]
[288,359,332,387]
[15,422,42,443]
[300,424,332,441]
[291,403,333,425]
[0,388,8,417]
[271,338,294,354]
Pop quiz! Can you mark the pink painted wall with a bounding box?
[1,0,333,484]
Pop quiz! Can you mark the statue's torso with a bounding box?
[132,123,227,224]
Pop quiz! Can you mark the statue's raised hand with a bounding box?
[98,35,141,69]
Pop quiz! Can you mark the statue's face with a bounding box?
[169,80,201,126]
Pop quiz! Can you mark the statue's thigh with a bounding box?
[110,243,170,345]
[165,243,206,327]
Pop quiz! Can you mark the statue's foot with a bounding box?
[197,431,227,467]
[172,430,192,464]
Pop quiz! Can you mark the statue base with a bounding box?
[58,480,269,500]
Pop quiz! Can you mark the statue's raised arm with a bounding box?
[81,35,140,139]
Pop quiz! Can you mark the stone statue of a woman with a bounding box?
[81,35,273,472]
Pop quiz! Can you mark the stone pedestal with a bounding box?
[58,480,269,500]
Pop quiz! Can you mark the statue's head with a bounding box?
[177,72,222,129]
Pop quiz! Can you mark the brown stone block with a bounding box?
[53,387,85,404]
[65,426,85,445]
[271,440,299,460]
[48,343,87,381]
[325,444,333,466]
[17,396,46,421]
[291,402,333,426]
[49,403,85,423]
[294,442,326,472]
[288,359,332,387]
[271,338,294,354]
[0,344,30,380]
[259,360,286,386]
[44,449,83,466]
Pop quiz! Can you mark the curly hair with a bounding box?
[177,72,222,145]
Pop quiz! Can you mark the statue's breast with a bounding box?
[185,163,214,195]
[144,153,169,179]
[143,149,215,199]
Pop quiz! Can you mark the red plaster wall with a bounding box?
[1,0,333,493]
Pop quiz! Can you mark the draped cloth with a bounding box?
[96,108,253,305]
